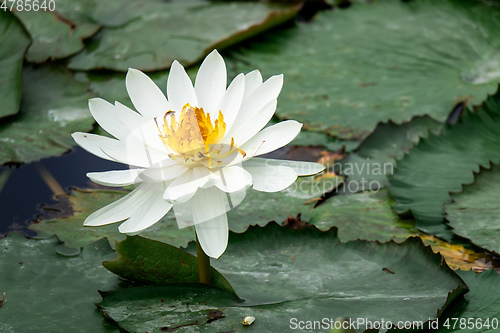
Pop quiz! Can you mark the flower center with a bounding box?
[155,103,245,168]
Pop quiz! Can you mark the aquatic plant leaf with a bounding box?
[228,0,500,140]
[97,223,467,332]
[0,233,120,332]
[0,12,30,118]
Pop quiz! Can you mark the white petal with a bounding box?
[228,99,277,146]
[167,60,198,111]
[243,70,263,100]
[239,120,302,159]
[244,158,325,176]
[100,142,166,168]
[114,101,147,131]
[127,119,170,154]
[118,192,172,234]
[245,164,297,192]
[83,183,160,227]
[163,167,211,203]
[72,132,125,162]
[192,187,229,259]
[219,73,245,131]
[100,123,171,168]
[226,188,247,210]
[215,165,252,193]
[139,163,188,182]
[225,74,283,141]
[87,169,145,187]
[88,98,144,140]
[126,68,169,119]
[195,50,226,115]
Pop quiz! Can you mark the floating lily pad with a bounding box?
[304,190,493,272]
[0,233,120,332]
[306,189,416,243]
[55,0,162,28]
[30,175,338,248]
[336,116,442,192]
[433,269,500,332]
[0,64,95,165]
[97,223,467,332]
[266,118,359,153]
[445,163,500,256]
[13,10,99,63]
[389,92,500,238]
[229,0,500,140]
[68,0,301,71]
[0,12,30,118]
[103,236,236,295]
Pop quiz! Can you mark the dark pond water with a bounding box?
[0,147,127,236]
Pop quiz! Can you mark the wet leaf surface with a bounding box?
[68,0,301,71]
[335,116,442,192]
[103,236,237,296]
[97,223,468,332]
[306,190,494,272]
[13,9,99,63]
[0,233,120,332]
[389,91,500,238]
[228,0,500,140]
[0,12,30,118]
[431,269,500,333]
[0,64,95,165]
[445,163,500,256]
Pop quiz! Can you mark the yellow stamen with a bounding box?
[156,103,245,166]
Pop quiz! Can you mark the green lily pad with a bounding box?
[266,118,360,153]
[336,116,442,192]
[433,269,500,333]
[0,233,120,332]
[13,10,99,63]
[97,223,468,332]
[304,189,496,272]
[0,64,95,165]
[30,175,339,248]
[228,0,500,140]
[103,236,236,296]
[389,91,500,238]
[55,0,162,28]
[305,189,416,243]
[445,163,500,256]
[0,12,30,118]
[68,0,301,71]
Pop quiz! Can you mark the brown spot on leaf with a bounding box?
[207,310,225,323]
[284,214,306,229]
[359,82,377,87]
[382,267,395,274]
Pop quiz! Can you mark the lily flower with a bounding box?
[72,50,324,259]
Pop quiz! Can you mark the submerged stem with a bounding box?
[196,232,211,284]
[34,163,65,196]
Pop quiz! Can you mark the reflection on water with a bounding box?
[0,147,127,235]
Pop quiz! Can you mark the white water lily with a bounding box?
[72,50,324,259]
